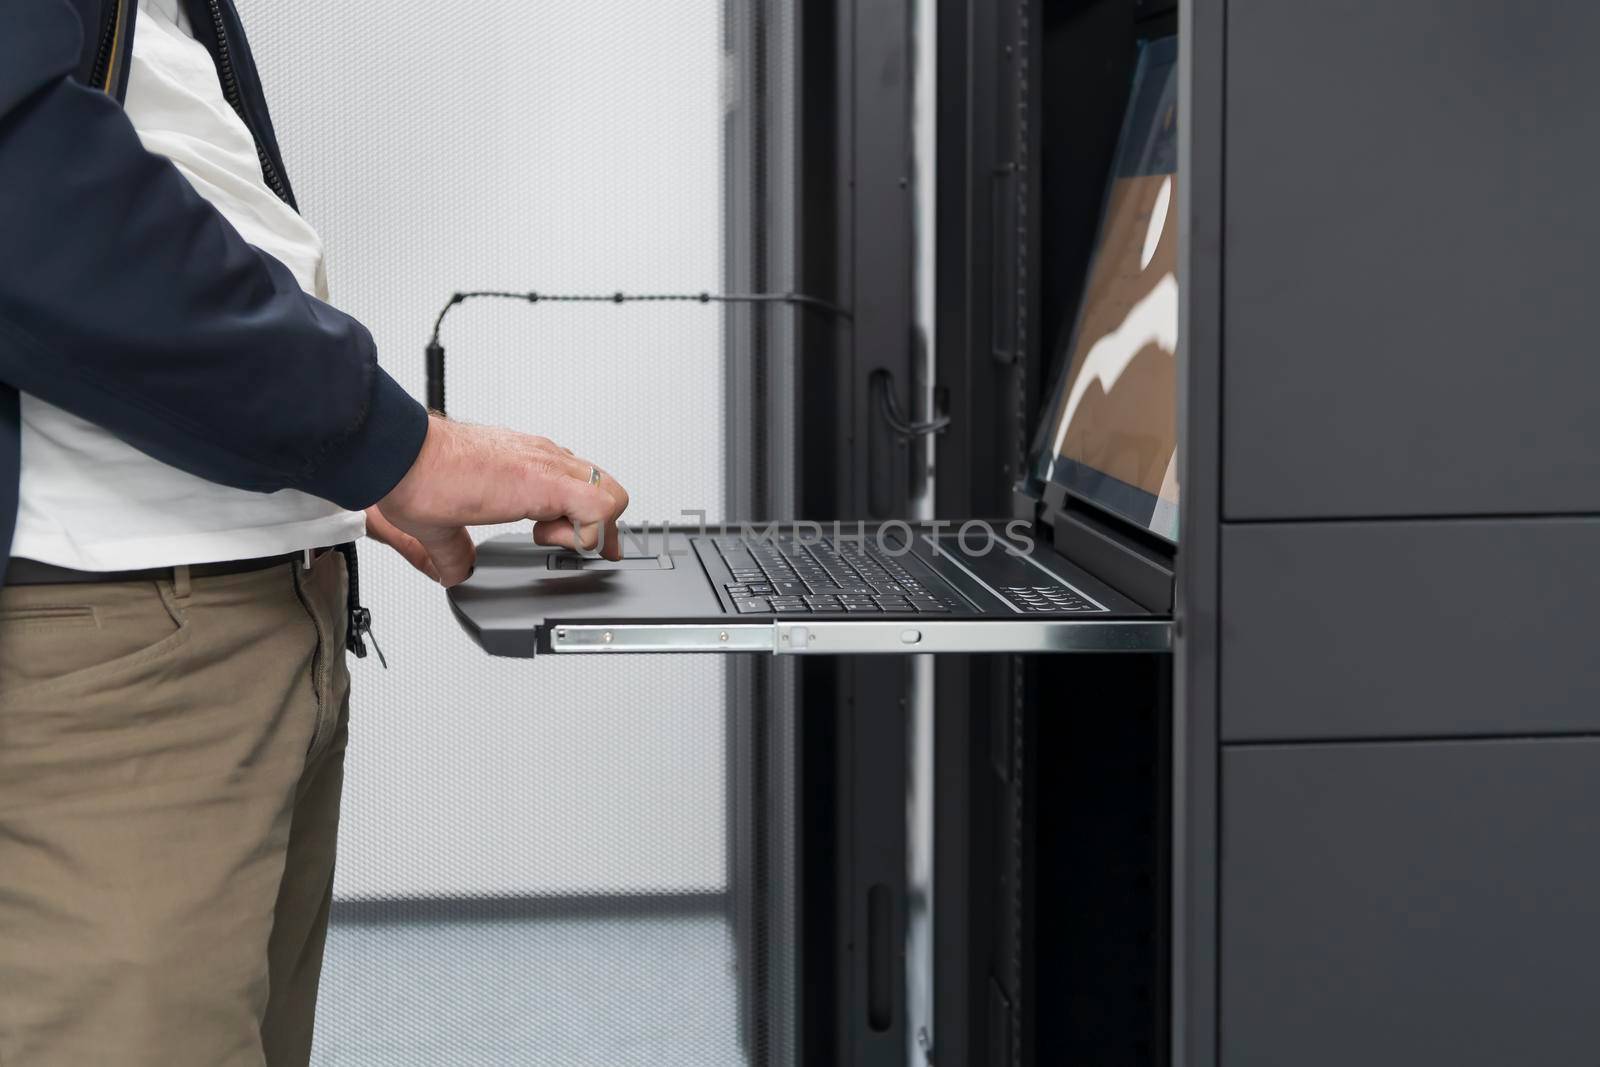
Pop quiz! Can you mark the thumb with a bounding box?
[366,507,442,583]
[419,526,478,587]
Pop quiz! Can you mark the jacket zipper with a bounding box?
[338,543,383,665]
[85,4,384,669]
[89,0,126,92]
[202,2,381,663]
[205,0,291,204]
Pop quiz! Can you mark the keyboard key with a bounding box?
[715,535,968,615]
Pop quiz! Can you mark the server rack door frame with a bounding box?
[796,0,921,1065]
[1172,0,1225,1065]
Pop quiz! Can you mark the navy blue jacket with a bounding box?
[0,0,429,577]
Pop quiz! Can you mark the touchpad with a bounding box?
[547,552,675,571]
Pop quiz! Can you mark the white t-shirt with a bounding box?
[11,0,366,570]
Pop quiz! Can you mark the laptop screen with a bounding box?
[1029,35,1180,543]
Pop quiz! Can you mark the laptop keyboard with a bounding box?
[711,535,965,615]
[1001,585,1100,613]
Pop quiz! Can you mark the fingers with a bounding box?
[550,452,630,510]
[532,519,570,547]
[537,456,628,560]
[591,464,630,512]
[536,457,627,532]
[533,518,623,561]
[544,454,630,549]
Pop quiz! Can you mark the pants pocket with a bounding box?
[0,604,98,629]
[0,583,187,704]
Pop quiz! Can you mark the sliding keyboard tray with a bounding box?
[446,530,1172,658]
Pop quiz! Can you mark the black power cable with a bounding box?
[425,289,851,415]
[872,369,950,438]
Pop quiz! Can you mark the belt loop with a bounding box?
[173,564,192,601]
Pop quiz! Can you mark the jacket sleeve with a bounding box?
[0,1,428,511]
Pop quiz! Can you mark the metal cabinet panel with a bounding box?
[1221,740,1600,1067]
[1221,519,1600,742]
[1223,0,1600,519]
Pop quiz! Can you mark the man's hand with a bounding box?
[368,415,629,587]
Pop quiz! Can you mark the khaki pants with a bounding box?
[0,552,351,1067]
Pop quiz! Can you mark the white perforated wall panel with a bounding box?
[239,0,727,900]
[234,3,755,1064]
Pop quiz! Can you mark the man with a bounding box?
[0,1,630,1063]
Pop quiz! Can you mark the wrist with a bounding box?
[380,413,451,514]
